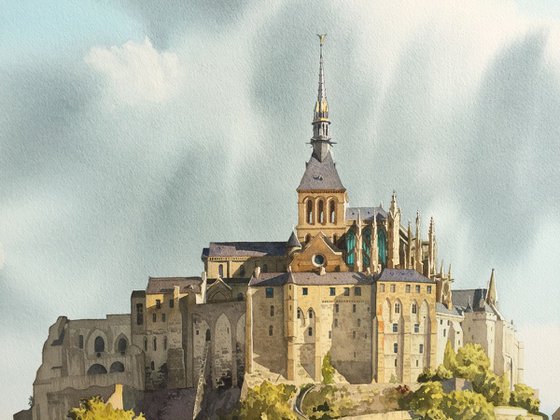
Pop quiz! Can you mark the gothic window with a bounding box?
[395,302,401,314]
[150,361,155,370]
[270,305,275,317]
[412,303,417,314]
[118,338,127,354]
[329,200,336,223]
[94,336,105,353]
[318,199,325,224]
[362,226,372,268]
[218,264,224,277]
[306,199,313,224]
[377,228,387,268]
[346,229,356,266]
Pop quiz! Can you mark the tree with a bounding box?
[443,340,457,373]
[321,353,335,385]
[510,383,540,414]
[404,381,445,417]
[238,381,297,420]
[440,390,495,420]
[473,371,510,406]
[454,343,490,380]
[68,396,145,420]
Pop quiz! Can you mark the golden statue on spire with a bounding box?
[317,33,326,46]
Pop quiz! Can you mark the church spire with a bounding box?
[486,268,497,306]
[311,34,333,162]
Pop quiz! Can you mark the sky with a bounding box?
[1,0,559,416]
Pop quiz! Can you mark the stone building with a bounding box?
[18,36,524,419]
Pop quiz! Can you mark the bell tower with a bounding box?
[296,35,348,245]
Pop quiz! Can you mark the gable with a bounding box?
[289,232,348,273]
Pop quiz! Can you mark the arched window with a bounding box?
[411,303,417,314]
[164,336,168,350]
[306,200,313,224]
[87,364,107,375]
[110,362,125,373]
[346,229,356,266]
[297,308,302,319]
[393,343,398,353]
[308,309,313,319]
[153,337,157,351]
[378,228,388,268]
[269,326,273,336]
[205,329,211,341]
[305,234,312,243]
[395,302,401,314]
[270,305,275,317]
[117,338,127,354]
[150,361,155,370]
[308,327,313,336]
[362,226,372,268]
[143,337,148,351]
[329,200,336,223]
[333,234,338,244]
[94,336,105,353]
[218,264,224,278]
[318,200,325,224]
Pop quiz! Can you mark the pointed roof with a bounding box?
[287,230,301,248]
[486,269,497,305]
[297,151,345,192]
[314,34,329,124]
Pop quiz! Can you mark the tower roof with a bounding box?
[297,151,345,192]
[287,230,302,248]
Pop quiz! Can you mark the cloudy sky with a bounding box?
[1,0,560,416]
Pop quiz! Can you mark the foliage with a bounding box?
[472,370,510,406]
[28,395,34,408]
[403,381,445,417]
[68,396,145,420]
[238,381,297,420]
[442,340,457,373]
[440,390,495,420]
[321,352,335,385]
[303,385,355,419]
[454,343,490,380]
[510,383,540,414]
[417,365,452,383]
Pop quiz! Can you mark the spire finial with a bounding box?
[310,34,332,161]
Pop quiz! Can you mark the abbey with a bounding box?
[20,38,524,420]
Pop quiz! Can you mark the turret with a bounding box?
[486,268,497,306]
[387,191,401,268]
[414,211,423,273]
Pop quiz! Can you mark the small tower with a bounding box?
[370,216,379,273]
[387,191,401,268]
[415,211,423,273]
[406,220,413,269]
[287,229,302,256]
[486,268,497,306]
[354,211,364,272]
[428,217,436,277]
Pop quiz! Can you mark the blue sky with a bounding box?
[1,0,559,416]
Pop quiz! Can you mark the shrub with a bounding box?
[404,381,445,417]
[440,390,495,420]
[454,343,490,380]
[238,381,297,420]
[68,396,145,420]
[510,383,540,414]
[472,370,510,406]
[443,340,457,373]
[321,352,335,385]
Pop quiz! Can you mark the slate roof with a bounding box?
[248,273,289,287]
[202,242,287,259]
[346,207,387,222]
[131,290,146,298]
[453,288,498,315]
[287,231,302,248]
[436,302,463,317]
[146,277,202,294]
[248,271,373,287]
[297,152,346,192]
[376,269,434,284]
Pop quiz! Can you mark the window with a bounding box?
[415,285,420,293]
[328,330,332,339]
[357,319,361,327]
[78,335,84,349]
[335,304,339,313]
[440,319,443,325]
[118,338,127,354]
[352,304,356,313]
[143,337,148,351]
[395,302,400,313]
[262,264,268,273]
[153,313,157,322]
[169,299,174,309]
[302,287,308,296]
[329,200,336,223]
[164,336,168,350]
[334,319,338,327]
[412,303,417,314]
[270,305,275,317]
[162,313,166,322]
[330,287,336,296]
[305,233,311,243]
[297,309,302,319]
[419,344,424,354]
[414,324,420,333]
[427,286,432,294]
[355,287,362,296]
[443,329,446,337]
[390,284,396,293]
[313,254,325,266]
[94,336,105,353]
[353,331,356,339]
[308,327,313,336]
[269,325,273,336]
[153,337,157,351]
[150,361,155,370]
[393,343,398,353]
[344,287,350,296]
[218,264,224,277]
[394,359,397,367]
[380,283,385,292]
[266,287,274,298]
[392,323,398,333]
[318,200,325,224]
[306,200,313,224]
[406,285,411,293]
[156,299,161,309]
[416,360,419,367]
[136,303,144,325]
[308,309,313,319]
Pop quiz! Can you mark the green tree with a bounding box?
[321,352,335,385]
[68,396,145,420]
[440,390,495,420]
[443,340,457,373]
[473,371,510,406]
[238,381,297,420]
[454,343,490,380]
[405,381,445,417]
[510,383,540,414]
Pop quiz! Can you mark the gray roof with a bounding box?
[203,242,287,258]
[287,231,302,248]
[289,271,373,286]
[453,288,496,314]
[436,302,463,317]
[346,207,387,222]
[146,277,202,294]
[297,151,345,192]
[131,290,146,298]
[248,273,289,287]
[376,269,434,284]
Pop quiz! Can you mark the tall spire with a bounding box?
[486,268,497,306]
[311,34,333,162]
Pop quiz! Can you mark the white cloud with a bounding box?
[85,37,184,105]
